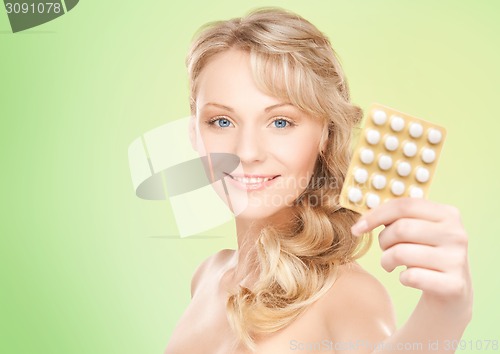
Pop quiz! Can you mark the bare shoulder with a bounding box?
[327,262,395,309]
[321,262,397,340]
[190,248,235,298]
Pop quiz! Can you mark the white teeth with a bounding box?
[232,176,273,184]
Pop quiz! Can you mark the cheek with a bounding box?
[280,143,319,175]
[198,130,234,153]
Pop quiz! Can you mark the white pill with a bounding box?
[348,187,363,203]
[391,180,405,196]
[354,168,369,184]
[409,122,424,138]
[372,110,387,125]
[371,174,387,190]
[403,142,418,157]
[360,148,375,164]
[409,186,424,198]
[366,193,380,209]
[378,155,393,170]
[390,115,405,132]
[396,161,412,177]
[384,135,399,151]
[427,129,442,144]
[421,148,436,163]
[415,167,430,183]
[366,129,381,145]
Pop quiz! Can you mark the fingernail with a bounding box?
[351,219,368,236]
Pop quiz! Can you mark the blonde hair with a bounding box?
[186,7,371,351]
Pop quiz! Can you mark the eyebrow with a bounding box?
[202,102,294,113]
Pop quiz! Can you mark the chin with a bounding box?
[210,178,300,219]
[234,206,283,220]
[233,195,293,220]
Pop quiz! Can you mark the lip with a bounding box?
[228,173,278,178]
[224,173,280,191]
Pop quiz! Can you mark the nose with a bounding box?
[235,128,266,164]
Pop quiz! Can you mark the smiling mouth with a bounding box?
[224,174,280,184]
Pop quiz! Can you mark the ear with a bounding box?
[188,115,198,151]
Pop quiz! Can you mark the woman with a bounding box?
[165,8,472,354]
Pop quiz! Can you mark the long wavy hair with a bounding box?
[186,7,371,351]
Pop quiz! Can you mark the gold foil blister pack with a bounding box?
[340,103,446,214]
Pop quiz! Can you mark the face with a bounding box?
[190,49,325,221]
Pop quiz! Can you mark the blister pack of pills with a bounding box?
[339,103,446,214]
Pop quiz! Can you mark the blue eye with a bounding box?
[207,117,233,129]
[217,118,232,128]
[207,116,294,130]
[273,118,291,128]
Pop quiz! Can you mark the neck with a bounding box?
[225,219,263,290]
[226,208,295,290]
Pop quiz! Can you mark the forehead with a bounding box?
[195,49,283,108]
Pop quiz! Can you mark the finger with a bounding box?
[399,267,468,298]
[381,243,444,273]
[351,198,455,236]
[378,218,444,251]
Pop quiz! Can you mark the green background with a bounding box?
[1,1,499,353]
